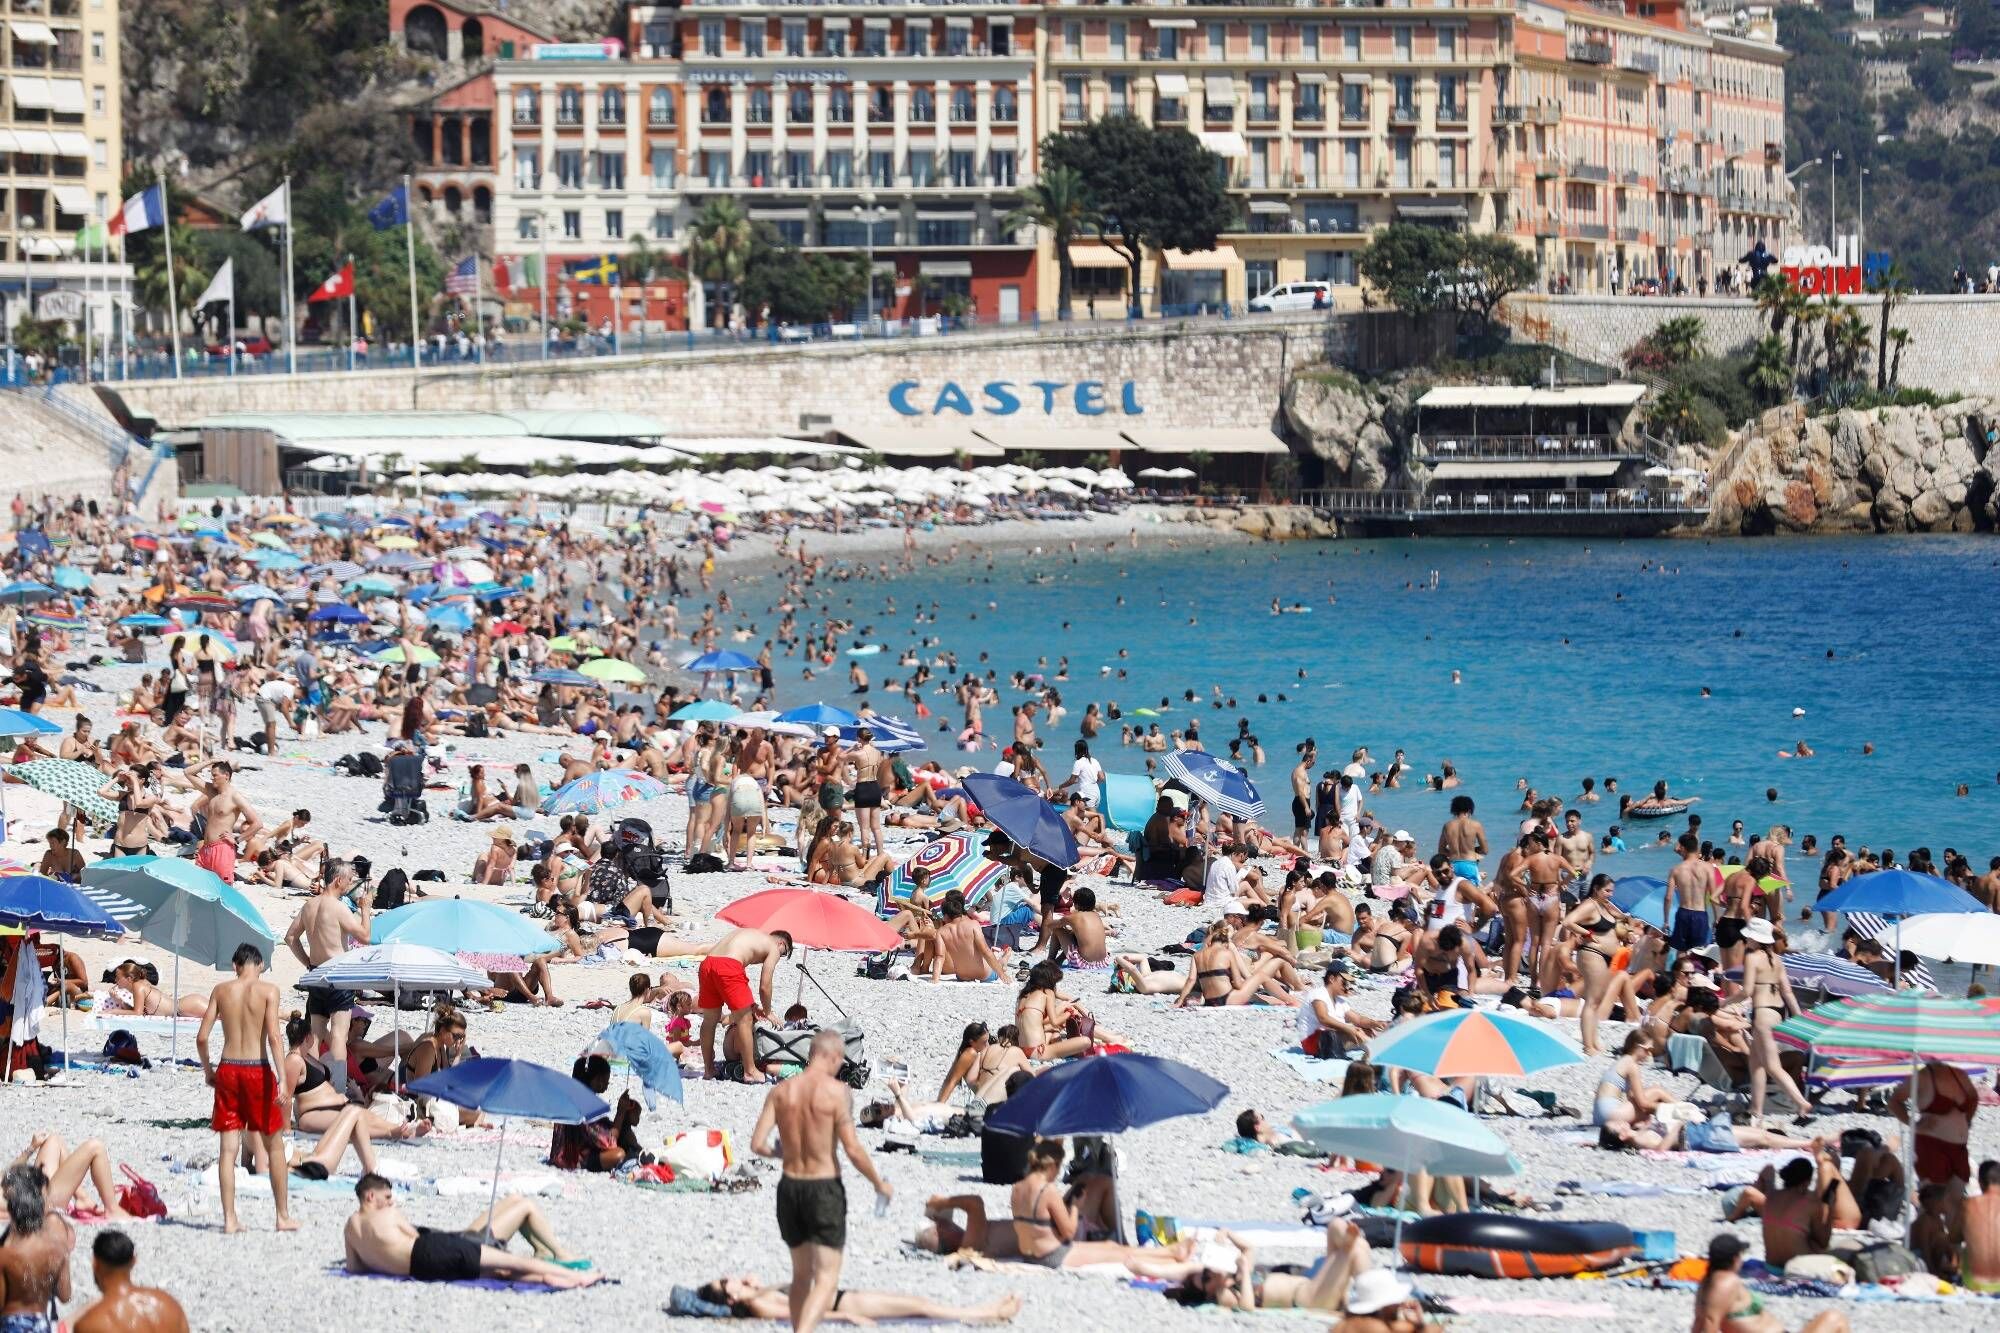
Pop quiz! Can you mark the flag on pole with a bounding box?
[307,262,354,303]
[76,220,108,250]
[496,255,542,291]
[106,184,167,237]
[368,185,409,231]
[563,255,620,286]
[240,183,289,231]
[444,256,479,295]
[194,257,234,308]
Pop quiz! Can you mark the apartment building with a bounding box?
[1040,4,1513,313]
[1,0,124,336]
[1504,0,1786,294]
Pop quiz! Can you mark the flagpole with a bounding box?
[403,174,420,374]
[227,274,237,377]
[81,230,92,385]
[282,176,296,375]
[474,246,485,366]
[160,170,183,380]
[540,218,550,362]
[118,233,129,380]
[347,252,357,373]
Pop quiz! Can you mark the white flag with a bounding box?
[240,182,288,231]
[195,257,234,308]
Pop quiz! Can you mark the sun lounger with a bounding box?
[1667,1033,1804,1114]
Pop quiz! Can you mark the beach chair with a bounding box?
[379,751,428,825]
[1099,772,1158,874]
[1666,1033,1804,1115]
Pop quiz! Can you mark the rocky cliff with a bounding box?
[1705,398,2000,535]
[1280,369,1412,490]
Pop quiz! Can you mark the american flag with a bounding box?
[445,256,479,295]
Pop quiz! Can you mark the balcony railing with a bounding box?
[1568,40,1612,64]
[1389,104,1417,125]
[1412,434,1654,464]
[1246,101,1280,121]
[1619,52,1660,74]
[1576,222,1609,240]
[514,111,540,126]
[556,110,584,127]
[648,112,674,127]
[1570,163,1609,182]
[1295,100,1325,123]
[1437,102,1464,123]
[1061,101,1086,121]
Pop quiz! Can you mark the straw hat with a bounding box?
[489,826,517,844]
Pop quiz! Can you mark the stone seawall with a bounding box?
[92,315,1368,437]
[1503,293,2000,395]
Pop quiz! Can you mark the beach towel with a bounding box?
[1270,1049,1352,1084]
[331,1266,590,1294]
[1182,1222,1329,1251]
[434,1173,563,1199]
[1442,1298,1619,1319]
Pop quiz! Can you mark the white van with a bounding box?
[1247,282,1330,312]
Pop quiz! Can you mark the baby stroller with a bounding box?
[612,817,670,912]
[379,749,429,825]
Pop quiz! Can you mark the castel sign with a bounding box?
[1781,236,1863,296]
[888,379,1145,417]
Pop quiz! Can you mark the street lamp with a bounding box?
[1784,158,1820,248]
[854,189,890,331]
[1828,149,1842,250]
[1858,167,1870,270]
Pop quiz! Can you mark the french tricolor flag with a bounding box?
[106,183,167,237]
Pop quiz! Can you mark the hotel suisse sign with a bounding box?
[889,380,1145,417]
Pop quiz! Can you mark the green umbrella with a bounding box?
[4,760,119,829]
[579,658,647,684]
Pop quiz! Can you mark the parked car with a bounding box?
[1248,282,1329,313]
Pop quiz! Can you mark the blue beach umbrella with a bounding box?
[407,1057,610,1241]
[539,769,669,816]
[958,772,1079,868]
[0,874,128,1067]
[669,699,738,723]
[48,567,91,592]
[1293,1093,1516,1177]
[1160,750,1264,820]
[345,575,401,597]
[0,708,62,737]
[986,1052,1228,1138]
[531,668,594,688]
[0,580,58,606]
[775,703,862,729]
[1815,869,1984,919]
[842,714,926,754]
[588,1022,685,1109]
[231,583,283,603]
[683,650,758,673]
[1609,876,1667,914]
[370,898,559,957]
[308,603,369,625]
[116,613,173,630]
[427,603,474,634]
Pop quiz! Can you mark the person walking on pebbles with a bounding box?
[194,943,296,1235]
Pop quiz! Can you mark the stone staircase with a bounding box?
[0,385,175,511]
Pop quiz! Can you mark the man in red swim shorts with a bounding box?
[696,927,792,1083]
[194,942,296,1235]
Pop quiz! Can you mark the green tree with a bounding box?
[1870,260,1911,393]
[188,228,282,336]
[738,229,864,325]
[1001,164,1098,321]
[1753,274,1792,338]
[1744,334,1792,405]
[1457,233,1538,332]
[284,174,445,346]
[1653,315,1708,367]
[131,222,209,336]
[1042,115,1234,318]
[1188,448,1214,493]
[684,198,753,328]
[1959,0,2000,58]
[1357,222,1467,319]
[1885,327,1912,389]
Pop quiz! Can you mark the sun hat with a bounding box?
[1741,918,1776,945]
[1223,900,1252,917]
[489,826,516,843]
[1345,1269,1414,1315]
[1392,829,1414,843]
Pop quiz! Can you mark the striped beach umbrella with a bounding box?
[1844,912,1940,991]
[539,769,668,816]
[1807,1054,1990,1092]
[883,831,1011,915]
[841,714,927,754]
[1161,749,1264,820]
[1367,1008,1587,1080]
[1781,952,1894,999]
[1774,992,2000,1062]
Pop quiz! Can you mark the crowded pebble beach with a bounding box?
[0,485,1996,1333]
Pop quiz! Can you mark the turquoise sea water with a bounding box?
[793,533,2000,875]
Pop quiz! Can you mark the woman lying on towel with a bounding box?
[1166,1217,1375,1312]
[685,1276,1020,1324]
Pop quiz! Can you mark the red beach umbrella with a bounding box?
[717,888,902,952]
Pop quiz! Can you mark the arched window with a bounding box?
[601,86,625,124]
[404,4,448,59]
[649,87,675,126]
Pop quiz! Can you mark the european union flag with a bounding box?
[563,255,620,286]
[368,185,409,231]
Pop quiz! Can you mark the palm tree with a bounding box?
[1826,307,1871,385]
[1886,327,1911,389]
[1188,448,1214,494]
[1870,260,1910,393]
[1651,314,1708,367]
[1001,165,1097,321]
[1753,273,1792,337]
[1744,334,1791,405]
[134,221,208,335]
[911,272,939,320]
[1786,293,1819,373]
[684,199,753,329]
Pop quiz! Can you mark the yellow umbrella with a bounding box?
[376,534,419,550]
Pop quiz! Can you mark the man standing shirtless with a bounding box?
[1436,796,1487,884]
[284,860,372,1095]
[0,1164,71,1333]
[697,927,793,1082]
[193,761,261,885]
[751,1030,892,1333]
[1663,833,1713,954]
[193,943,295,1234]
[1557,809,1595,885]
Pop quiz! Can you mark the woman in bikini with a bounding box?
[280,1014,429,1142]
[935,1022,1033,1106]
[690,1276,1019,1324]
[1174,921,1294,1008]
[1167,1216,1376,1312]
[1739,917,1814,1128]
[1693,1234,1849,1333]
[1008,1138,1204,1277]
[1590,1030,1678,1128]
[105,766,167,856]
[103,959,206,1018]
[1559,873,1628,1056]
[1014,961,1127,1060]
[805,821,895,888]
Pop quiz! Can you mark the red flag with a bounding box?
[307,262,354,303]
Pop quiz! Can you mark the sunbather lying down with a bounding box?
[343,1175,598,1289]
[688,1275,1021,1323]
[1164,1217,1376,1312]
[916,1194,1203,1280]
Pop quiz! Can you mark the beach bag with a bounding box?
[1783,1254,1855,1285]
[755,1026,815,1068]
[663,1128,736,1179]
[1850,1241,1921,1284]
[116,1165,167,1220]
[683,852,726,875]
[462,713,488,738]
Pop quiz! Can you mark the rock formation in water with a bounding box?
[1705,398,1999,535]
[1280,369,1411,491]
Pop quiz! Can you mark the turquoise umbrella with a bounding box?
[49,567,92,592]
[1366,1008,1586,1079]
[669,699,738,723]
[83,856,278,1066]
[371,898,559,959]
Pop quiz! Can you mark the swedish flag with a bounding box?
[564,255,620,286]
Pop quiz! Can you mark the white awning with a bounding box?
[9,76,52,110]
[51,185,92,215]
[1247,200,1291,215]
[1431,459,1623,480]
[1121,427,1289,456]
[1199,130,1247,156]
[8,19,55,43]
[1066,243,1128,269]
[0,131,18,153]
[49,80,84,114]
[50,131,90,158]
[1416,383,1647,408]
[1155,73,1190,96]
[919,259,973,277]
[1297,72,1330,85]
[1203,75,1237,104]
[835,424,1000,460]
[973,427,1134,454]
[1341,72,1372,85]
[1161,245,1239,271]
[1152,18,1198,29]
[10,129,58,155]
